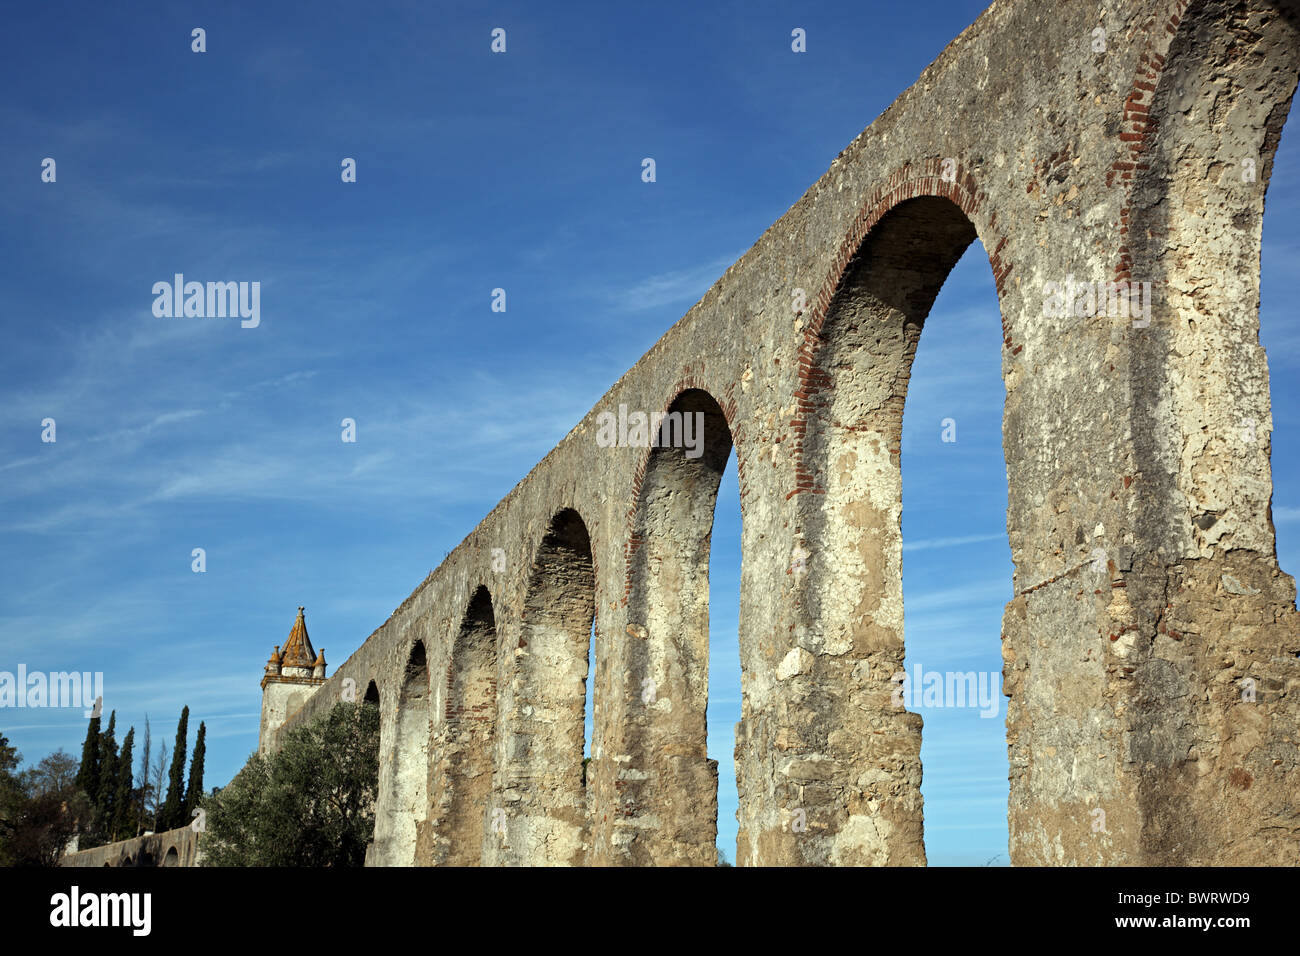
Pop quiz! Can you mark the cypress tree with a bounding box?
[75,715,102,809]
[98,711,119,827]
[159,706,188,830]
[183,722,206,823]
[112,728,135,842]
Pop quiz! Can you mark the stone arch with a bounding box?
[791,163,1011,433]
[363,679,380,705]
[431,584,498,865]
[1120,0,1300,563]
[1106,0,1300,864]
[495,507,596,865]
[162,846,179,867]
[390,640,430,865]
[781,189,1008,866]
[616,387,735,865]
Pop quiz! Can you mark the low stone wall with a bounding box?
[60,826,200,867]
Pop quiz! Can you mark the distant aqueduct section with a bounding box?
[61,826,198,868]
[261,0,1300,866]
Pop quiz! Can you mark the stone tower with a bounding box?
[258,606,327,754]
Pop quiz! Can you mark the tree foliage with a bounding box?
[74,715,101,809]
[0,734,25,865]
[111,728,135,842]
[0,736,91,866]
[201,702,379,867]
[96,712,119,840]
[1,703,196,862]
[159,706,189,831]
[137,717,151,837]
[183,721,206,825]
[23,751,79,798]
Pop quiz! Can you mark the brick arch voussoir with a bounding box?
[1110,0,1191,282]
[788,159,1012,500]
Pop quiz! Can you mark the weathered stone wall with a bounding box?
[272,0,1300,866]
[61,827,200,868]
[259,678,318,755]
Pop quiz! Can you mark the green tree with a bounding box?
[1,742,91,867]
[75,715,101,809]
[0,733,25,866]
[183,722,206,825]
[159,706,188,831]
[111,728,135,842]
[8,789,90,866]
[96,711,119,838]
[202,701,379,866]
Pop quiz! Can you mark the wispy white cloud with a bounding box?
[85,409,205,445]
[905,579,1012,614]
[1274,506,1300,523]
[603,254,742,313]
[903,532,1007,552]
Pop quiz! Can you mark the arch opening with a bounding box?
[436,585,498,865]
[1257,21,1300,584]
[626,387,735,865]
[361,679,381,862]
[391,641,430,865]
[1112,0,1300,863]
[499,507,595,865]
[897,237,1013,865]
[1125,0,1300,565]
[797,192,1007,866]
[706,446,742,866]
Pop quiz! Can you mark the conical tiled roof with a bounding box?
[280,606,317,669]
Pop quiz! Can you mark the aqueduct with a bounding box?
[262,0,1300,866]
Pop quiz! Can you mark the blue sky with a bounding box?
[1,1,1296,866]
